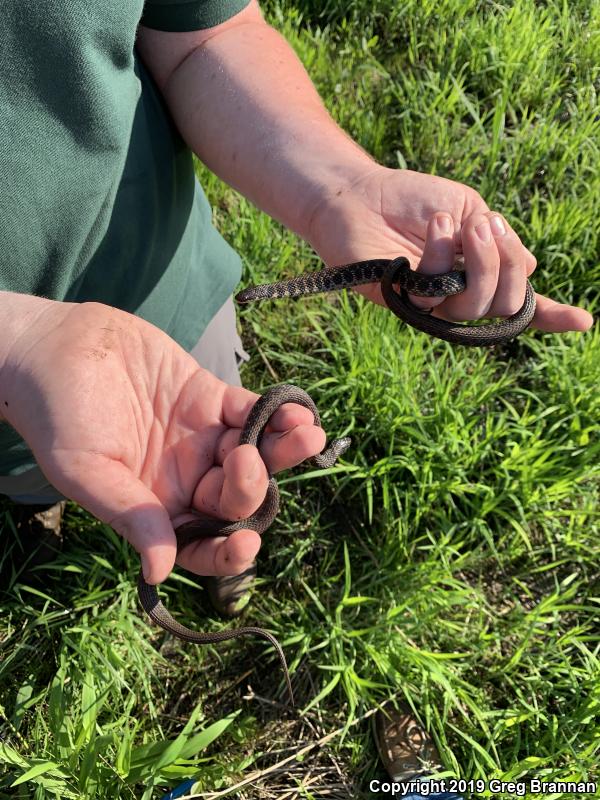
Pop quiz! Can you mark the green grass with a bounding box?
[1,1,599,797]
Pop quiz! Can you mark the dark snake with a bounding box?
[139,257,535,705]
[236,256,536,347]
[138,384,351,707]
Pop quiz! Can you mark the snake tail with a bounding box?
[138,572,295,706]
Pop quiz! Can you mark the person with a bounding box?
[0,0,593,787]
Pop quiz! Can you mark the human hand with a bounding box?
[0,298,326,583]
[307,167,593,332]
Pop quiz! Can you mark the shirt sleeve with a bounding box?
[140,0,252,32]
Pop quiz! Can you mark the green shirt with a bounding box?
[0,0,249,476]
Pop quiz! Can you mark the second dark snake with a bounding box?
[236,256,536,346]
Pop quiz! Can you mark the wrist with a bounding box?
[305,164,396,262]
[294,155,381,243]
[0,293,68,422]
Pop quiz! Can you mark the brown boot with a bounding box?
[373,703,443,782]
[203,561,257,618]
[9,501,66,579]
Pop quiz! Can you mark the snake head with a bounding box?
[312,435,352,469]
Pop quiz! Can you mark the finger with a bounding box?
[531,294,594,333]
[255,423,326,474]
[440,213,500,321]
[190,465,227,518]
[525,249,537,276]
[491,216,537,277]
[221,386,315,431]
[410,213,456,311]
[44,451,176,585]
[262,401,319,432]
[484,213,528,317]
[190,444,270,521]
[220,385,260,430]
[176,528,261,576]
[221,444,270,519]
[214,423,326,472]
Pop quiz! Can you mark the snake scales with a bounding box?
[236,256,536,346]
[138,385,351,706]
[139,257,535,705]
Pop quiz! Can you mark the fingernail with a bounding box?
[490,215,506,236]
[436,214,452,234]
[475,221,491,243]
[141,554,151,582]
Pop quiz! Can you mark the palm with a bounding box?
[6,300,325,581]
[54,368,233,528]
[13,303,203,519]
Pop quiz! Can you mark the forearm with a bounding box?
[154,21,376,239]
[0,292,57,422]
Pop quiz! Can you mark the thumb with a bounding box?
[531,293,594,333]
[44,451,177,584]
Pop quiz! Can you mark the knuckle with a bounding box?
[491,295,523,317]
[474,304,493,320]
[465,185,486,208]
[106,510,133,540]
[510,295,525,314]
[409,294,437,310]
[465,293,495,320]
[465,212,489,232]
[443,304,482,323]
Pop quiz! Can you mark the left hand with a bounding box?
[307,167,593,333]
[0,299,327,583]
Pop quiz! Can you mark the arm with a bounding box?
[136,1,376,240]
[136,4,593,332]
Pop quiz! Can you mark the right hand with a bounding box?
[309,168,593,332]
[0,298,326,583]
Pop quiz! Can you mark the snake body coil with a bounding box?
[236,257,536,346]
[138,385,351,707]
